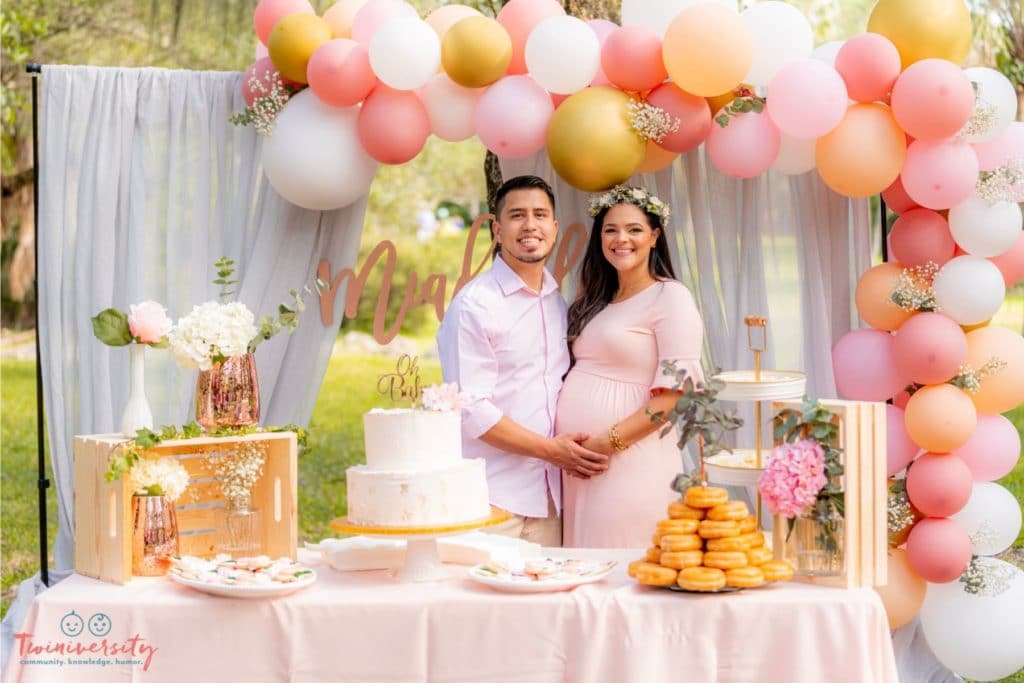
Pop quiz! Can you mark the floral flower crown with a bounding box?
[587,186,671,223]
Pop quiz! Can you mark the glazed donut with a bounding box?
[660,533,703,552]
[735,531,765,548]
[726,566,765,588]
[628,560,647,578]
[705,535,752,552]
[684,486,729,509]
[656,518,700,535]
[703,550,749,570]
[636,562,679,587]
[698,519,741,539]
[659,550,704,570]
[652,532,663,547]
[668,500,706,520]
[737,515,758,534]
[677,566,727,592]
[707,500,749,521]
[761,561,795,582]
[645,546,663,563]
[746,546,773,566]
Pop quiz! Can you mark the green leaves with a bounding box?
[656,361,743,461]
[91,308,133,346]
[715,95,767,129]
[214,256,238,301]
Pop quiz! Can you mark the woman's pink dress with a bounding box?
[556,280,705,548]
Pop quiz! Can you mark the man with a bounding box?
[437,176,608,547]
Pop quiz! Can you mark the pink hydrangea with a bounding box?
[757,439,828,518]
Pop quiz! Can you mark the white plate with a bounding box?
[466,561,616,593]
[168,569,316,599]
[705,448,765,487]
[712,370,806,402]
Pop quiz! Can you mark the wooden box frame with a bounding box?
[74,432,297,584]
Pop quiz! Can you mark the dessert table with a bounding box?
[6,549,898,683]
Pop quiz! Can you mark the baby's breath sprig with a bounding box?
[960,556,1016,597]
[627,100,679,143]
[950,357,1006,394]
[887,479,915,541]
[891,262,939,312]
[229,70,295,137]
[958,81,1000,140]
[206,441,268,507]
[976,158,1024,205]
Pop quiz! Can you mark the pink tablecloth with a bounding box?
[6,549,897,683]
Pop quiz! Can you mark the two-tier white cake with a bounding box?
[346,408,491,527]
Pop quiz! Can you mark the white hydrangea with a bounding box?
[168,301,258,371]
[128,456,190,501]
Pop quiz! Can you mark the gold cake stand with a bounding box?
[330,507,510,582]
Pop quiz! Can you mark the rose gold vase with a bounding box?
[195,353,260,429]
[131,495,179,576]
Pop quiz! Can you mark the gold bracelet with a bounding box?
[608,424,628,452]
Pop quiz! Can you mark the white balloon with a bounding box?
[811,40,844,68]
[525,16,600,95]
[621,0,737,37]
[418,73,482,142]
[948,196,1023,257]
[262,90,378,211]
[772,133,816,175]
[921,558,1024,681]
[741,1,813,87]
[932,255,1007,326]
[964,67,1019,143]
[951,482,1023,556]
[368,17,440,90]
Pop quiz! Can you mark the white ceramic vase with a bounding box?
[121,343,154,436]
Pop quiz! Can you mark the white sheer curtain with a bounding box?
[1,65,367,663]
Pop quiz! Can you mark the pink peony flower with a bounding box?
[128,301,173,344]
[757,439,828,518]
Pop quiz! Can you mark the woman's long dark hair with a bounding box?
[567,205,676,346]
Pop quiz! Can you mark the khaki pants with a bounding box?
[486,487,562,548]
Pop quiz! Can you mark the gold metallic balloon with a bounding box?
[546,87,646,192]
[268,13,332,84]
[867,0,972,68]
[441,16,512,88]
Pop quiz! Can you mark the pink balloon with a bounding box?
[601,26,667,93]
[474,76,553,159]
[351,0,416,44]
[893,312,967,385]
[645,83,711,154]
[832,328,908,402]
[901,139,979,210]
[496,0,565,75]
[551,92,569,109]
[254,0,315,46]
[256,42,270,60]
[953,414,1022,481]
[767,60,848,140]
[886,404,919,476]
[881,176,919,215]
[972,121,1024,172]
[241,58,287,107]
[906,453,973,517]
[357,86,429,164]
[834,33,901,103]
[891,59,974,141]
[888,208,956,267]
[893,389,911,409]
[990,231,1024,287]
[587,19,617,87]
[307,39,378,107]
[706,111,780,179]
[906,518,972,583]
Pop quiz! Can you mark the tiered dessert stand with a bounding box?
[330,508,509,582]
[706,317,806,528]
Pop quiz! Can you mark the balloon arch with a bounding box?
[246,0,1024,678]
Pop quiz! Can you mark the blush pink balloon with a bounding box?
[351,0,416,44]
[888,209,956,268]
[972,121,1024,172]
[645,83,711,154]
[497,0,565,75]
[834,32,901,103]
[357,86,429,164]
[887,404,919,476]
[474,75,553,159]
[906,453,973,517]
[254,0,315,45]
[893,312,968,385]
[601,26,667,93]
[893,389,911,409]
[241,58,286,107]
[891,59,975,141]
[906,518,973,583]
[707,111,780,179]
[901,139,980,210]
[767,60,848,140]
[587,19,617,87]
[832,328,908,402]
[953,414,1022,481]
[881,176,919,215]
[990,232,1024,287]
[307,39,378,107]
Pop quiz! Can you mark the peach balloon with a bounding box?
[854,262,913,331]
[835,33,901,103]
[875,548,927,629]
[891,59,974,140]
[601,26,667,93]
[645,83,712,154]
[893,312,968,385]
[990,232,1024,287]
[901,139,979,210]
[496,0,565,75]
[816,103,906,198]
[964,326,1024,414]
[906,453,973,517]
[888,209,955,268]
[425,4,480,41]
[906,517,973,584]
[254,0,315,45]
[323,0,369,39]
[636,140,678,174]
[662,4,753,97]
[268,13,333,84]
[882,176,919,215]
[904,384,977,454]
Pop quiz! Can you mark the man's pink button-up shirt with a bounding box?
[437,256,569,518]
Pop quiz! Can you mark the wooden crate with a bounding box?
[74,432,297,584]
[769,400,888,589]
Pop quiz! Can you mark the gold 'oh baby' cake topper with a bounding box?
[376,354,423,404]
